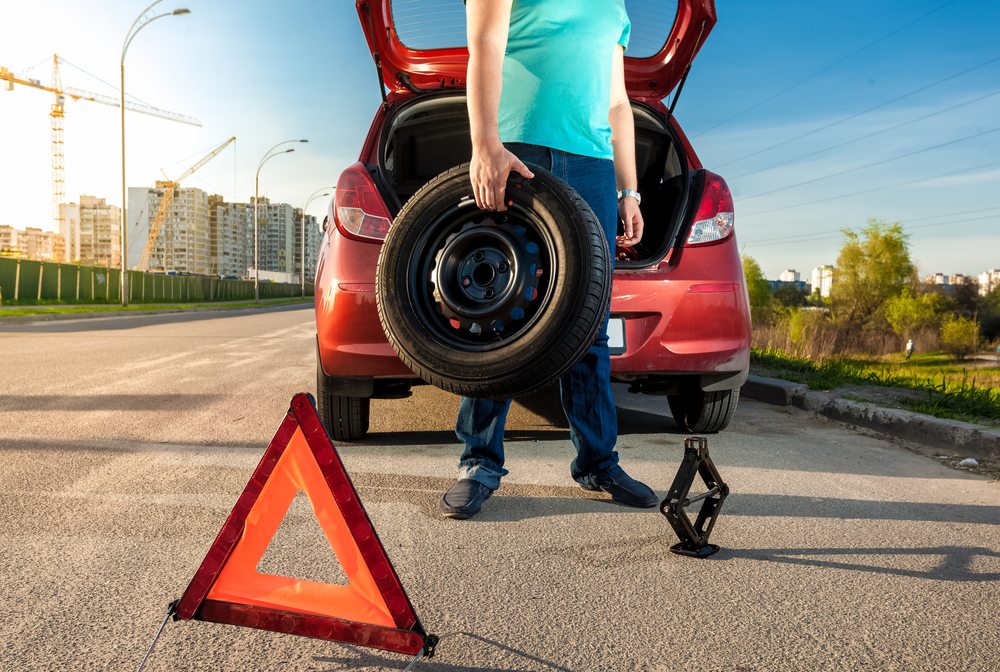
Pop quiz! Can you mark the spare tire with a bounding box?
[376,162,611,399]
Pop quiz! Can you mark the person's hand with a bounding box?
[470,142,534,211]
[617,195,644,246]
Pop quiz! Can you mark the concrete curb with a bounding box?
[742,374,1000,460]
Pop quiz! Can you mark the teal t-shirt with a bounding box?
[498,0,631,160]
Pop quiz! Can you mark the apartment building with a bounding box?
[292,208,322,283]
[811,265,834,298]
[979,269,1000,296]
[208,196,251,278]
[779,269,800,283]
[128,184,211,275]
[0,224,66,261]
[121,188,325,281]
[60,195,120,265]
[0,225,17,255]
[255,197,296,276]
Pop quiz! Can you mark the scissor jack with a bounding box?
[660,436,729,558]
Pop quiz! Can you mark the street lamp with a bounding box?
[254,139,307,300]
[301,187,333,297]
[120,0,190,307]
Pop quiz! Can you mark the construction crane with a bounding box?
[0,54,200,237]
[137,136,236,272]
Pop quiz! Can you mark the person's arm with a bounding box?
[466,0,533,211]
[609,44,643,245]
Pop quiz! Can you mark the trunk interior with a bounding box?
[377,93,690,267]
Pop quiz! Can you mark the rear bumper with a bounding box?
[316,233,751,392]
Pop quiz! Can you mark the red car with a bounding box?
[315,0,750,440]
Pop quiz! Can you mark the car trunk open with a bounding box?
[357,0,716,103]
[375,93,691,269]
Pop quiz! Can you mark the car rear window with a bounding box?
[390,0,678,59]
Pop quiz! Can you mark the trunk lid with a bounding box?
[356,0,716,102]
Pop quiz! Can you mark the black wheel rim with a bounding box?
[406,197,558,352]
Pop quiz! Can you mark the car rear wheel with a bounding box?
[376,162,611,399]
[668,387,739,433]
[317,362,370,441]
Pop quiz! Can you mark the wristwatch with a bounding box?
[617,188,641,205]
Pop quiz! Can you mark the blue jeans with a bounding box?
[455,142,619,490]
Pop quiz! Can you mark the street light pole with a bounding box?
[254,139,307,301]
[120,1,190,307]
[301,187,332,297]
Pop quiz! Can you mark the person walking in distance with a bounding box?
[905,338,915,360]
[441,0,658,519]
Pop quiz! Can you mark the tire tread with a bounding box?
[376,162,611,398]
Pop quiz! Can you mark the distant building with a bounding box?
[925,273,948,285]
[208,196,251,278]
[0,224,66,262]
[0,225,18,255]
[779,269,800,283]
[292,207,322,283]
[254,197,295,276]
[128,184,211,275]
[21,227,65,262]
[125,187,325,281]
[60,195,120,265]
[949,273,971,286]
[979,268,1000,296]
[811,265,834,298]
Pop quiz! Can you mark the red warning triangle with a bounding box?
[174,393,433,657]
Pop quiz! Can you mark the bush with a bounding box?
[752,308,838,360]
[940,316,979,361]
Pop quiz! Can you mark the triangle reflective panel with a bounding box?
[174,393,435,658]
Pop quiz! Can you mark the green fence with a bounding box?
[0,257,312,305]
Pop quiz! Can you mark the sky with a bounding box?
[1,0,998,280]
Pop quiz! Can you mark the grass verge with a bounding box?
[0,297,311,317]
[752,347,1000,424]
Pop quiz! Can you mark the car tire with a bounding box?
[376,162,611,399]
[668,388,739,433]
[317,363,371,441]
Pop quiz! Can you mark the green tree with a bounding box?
[773,283,808,307]
[742,255,774,324]
[940,316,979,361]
[830,220,915,326]
[884,289,945,339]
[981,285,1000,342]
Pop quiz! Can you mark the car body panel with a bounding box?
[317,0,747,397]
[316,217,750,385]
[356,0,716,101]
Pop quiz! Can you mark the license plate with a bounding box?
[607,318,626,355]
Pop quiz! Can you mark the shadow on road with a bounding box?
[357,429,570,447]
[514,383,683,435]
[735,545,1000,582]
[726,493,1000,526]
[348,472,1000,526]
[314,631,574,671]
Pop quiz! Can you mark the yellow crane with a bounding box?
[0,54,200,236]
[137,136,236,271]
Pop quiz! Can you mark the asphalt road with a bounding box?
[1,306,998,672]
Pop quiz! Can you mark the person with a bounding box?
[441,0,659,519]
[905,338,915,360]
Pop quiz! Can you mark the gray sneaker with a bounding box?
[440,479,494,519]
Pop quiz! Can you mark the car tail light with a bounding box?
[686,171,734,246]
[334,162,392,242]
